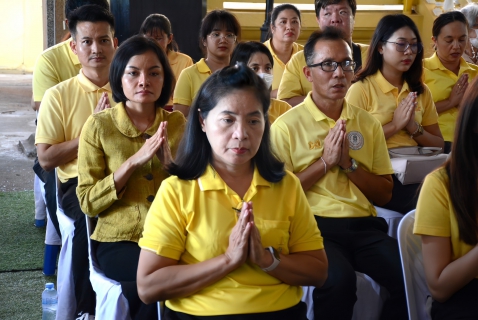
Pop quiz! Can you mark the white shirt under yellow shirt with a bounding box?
[346,70,439,149]
[139,165,323,315]
[263,39,303,91]
[414,167,476,270]
[173,58,211,107]
[35,69,116,183]
[423,53,478,141]
[271,93,393,218]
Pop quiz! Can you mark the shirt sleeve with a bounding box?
[277,52,306,100]
[76,115,120,217]
[420,85,439,127]
[370,116,394,175]
[139,179,188,260]
[346,81,370,111]
[173,68,194,107]
[32,55,61,102]
[414,171,451,237]
[35,87,65,145]
[270,121,295,172]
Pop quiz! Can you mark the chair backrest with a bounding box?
[397,210,432,320]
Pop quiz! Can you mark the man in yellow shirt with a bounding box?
[271,28,407,319]
[277,0,368,106]
[36,5,117,319]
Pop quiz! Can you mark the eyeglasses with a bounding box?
[307,60,356,72]
[208,32,237,43]
[383,41,423,54]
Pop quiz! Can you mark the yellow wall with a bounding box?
[0,0,44,73]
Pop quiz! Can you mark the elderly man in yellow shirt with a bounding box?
[271,28,407,320]
[35,5,117,319]
[277,0,368,106]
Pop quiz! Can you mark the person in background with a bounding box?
[173,10,240,117]
[139,13,193,110]
[277,0,368,106]
[414,76,478,320]
[230,41,291,124]
[271,28,407,320]
[137,64,327,320]
[35,6,117,319]
[460,3,478,64]
[346,14,443,214]
[263,3,303,98]
[423,11,478,153]
[77,35,185,319]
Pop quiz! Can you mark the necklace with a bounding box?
[125,106,155,135]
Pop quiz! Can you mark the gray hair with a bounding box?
[461,3,478,28]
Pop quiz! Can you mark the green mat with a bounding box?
[0,191,45,271]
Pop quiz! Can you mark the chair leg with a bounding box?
[43,244,60,276]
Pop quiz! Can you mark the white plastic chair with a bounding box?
[55,170,76,320]
[397,210,432,320]
[85,216,131,320]
[376,206,403,239]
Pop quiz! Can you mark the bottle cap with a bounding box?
[45,283,54,289]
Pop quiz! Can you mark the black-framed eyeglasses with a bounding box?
[383,40,423,54]
[307,60,356,72]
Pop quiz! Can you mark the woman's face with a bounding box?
[247,52,273,75]
[380,26,418,74]
[200,89,265,170]
[203,26,236,59]
[271,9,301,44]
[121,50,164,107]
[146,30,172,52]
[433,21,468,65]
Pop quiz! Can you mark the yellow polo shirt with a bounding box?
[168,50,194,106]
[414,168,476,275]
[269,98,291,124]
[277,44,368,100]
[36,69,116,183]
[263,39,304,91]
[139,166,323,315]
[346,70,439,149]
[33,38,81,101]
[271,93,393,218]
[173,58,211,107]
[423,53,478,141]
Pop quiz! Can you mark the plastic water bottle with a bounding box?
[42,283,57,320]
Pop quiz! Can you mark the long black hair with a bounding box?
[230,41,274,68]
[355,14,424,96]
[168,63,285,182]
[139,14,179,52]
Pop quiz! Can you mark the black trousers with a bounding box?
[431,278,478,320]
[60,178,95,315]
[313,216,408,320]
[381,175,420,214]
[163,301,308,320]
[96,241,158,320]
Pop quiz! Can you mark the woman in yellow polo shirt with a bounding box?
[77,36,185,319]
[263,3,303,98]
[414,77,478,320]
[347,14,444,214]
[423,11,478,153]
[137,64,327,319]
[139,13,193,111]
[230,41,291,124]
[173,10,241,117]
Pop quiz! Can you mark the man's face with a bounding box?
[304,39,354,102]
[70,21,117,70]
[316,0,355,41]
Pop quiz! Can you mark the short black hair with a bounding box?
[65,0,109,20]
[304,27,350,66]
[139,13,178,52]
[432,11,468,38]
[230,41,274,68]
[199,10,241,54]
[268,4,301,39]
[109,35,175,108]
[68,5,115,40]
[168,63,285,183]
[315,0,357,18]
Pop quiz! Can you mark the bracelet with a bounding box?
[408,121,424,139]
[320,157,327,175]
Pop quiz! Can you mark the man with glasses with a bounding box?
[271,28,407,320]
[278,0,368,106]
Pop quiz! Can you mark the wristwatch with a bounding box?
[262,246,281,272]
[411,123,424,139]
[341,158,358,173]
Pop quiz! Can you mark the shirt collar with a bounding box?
[168,50,178,65]
[77,69,112,93]
[372,70,410,94]
[304,92,355,123]
[111,102,167,138]
[67,38,81,66]
[198,164,270,192]
[263,39,300,58]
[197,58,212,74]
[426,52,473,72]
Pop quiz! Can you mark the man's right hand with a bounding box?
[322,119,346,168]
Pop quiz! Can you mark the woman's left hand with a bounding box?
[155,121,172,166]
[247,203,273,269]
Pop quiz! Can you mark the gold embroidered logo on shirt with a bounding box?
[309,140,321,150]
